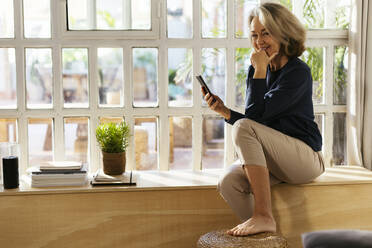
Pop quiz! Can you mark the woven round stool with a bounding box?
[197,230,288,248]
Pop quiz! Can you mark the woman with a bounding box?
[201,3,324,236]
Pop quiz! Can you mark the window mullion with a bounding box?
[14,0,23,39]
[50,0,60,39]
[324,109,334,167]
[193,46,202,171]
[52,46,65,162]
[190,0,202,171]
[16,46,27,174]
[224,0,235,168]
[124,46,135,171]
[159,45,169,171]
[323,45,335,167]
[194,0,200,41]
[89,46,99,172]
[87,0,97,29]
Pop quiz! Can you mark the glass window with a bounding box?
[0,119,17,142]
[23,0,51,38]
[167,0,192,38]
[99,117,124,124]
[201,48,226,105]
[67,0,151,30]
[0,48,17,109]
[334,46,348,105]
[301,47,324,105]
[201,0,226,38]
[202,116,224,169]
[168,48,193,107]
[169,116,192,170]
[28,118,53,167]
[64,117,89,164]
[25,48,53,109]
[280,0,351,29]
[235,48,252,107]
[97,48,124,107]
[333,113,346,165]
[62,48,89,108]
[133,48,158,107]
[134,117,158,170]
[0,0,14,38]
[235,0,257,38]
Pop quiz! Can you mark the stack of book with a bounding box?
[91,169,137,186]
[27,161,88,187]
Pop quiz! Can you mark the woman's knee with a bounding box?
[231,118,256,146]
[217,166,250,195]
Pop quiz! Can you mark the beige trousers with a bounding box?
[217,118,325,221]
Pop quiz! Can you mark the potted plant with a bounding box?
[95,122,131,175]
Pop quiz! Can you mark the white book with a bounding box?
[39,161,82,170]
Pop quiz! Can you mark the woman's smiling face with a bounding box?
[250,16,280,57]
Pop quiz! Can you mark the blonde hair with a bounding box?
[248,3,306,58]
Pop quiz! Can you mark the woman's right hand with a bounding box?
[201,86,231,120]
[250,48,278,78]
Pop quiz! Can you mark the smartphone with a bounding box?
[196,75,216,104]
[196,75,212,95]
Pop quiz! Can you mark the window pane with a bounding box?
[201,48,226,105]
[301,47,324,105]
[333,0,351,29]
[333,113,346,165]
[133,48,158,107]
[235,0,257,38]
[235,48,251,107]
[169,116,192,170]
[295,0,324,29]
[98,48,124,107]
[23,0,51,38]
[0,119,17,142]
[202,0,226,38]
[25,48,53,109]
[62,48,89,108]
[64,117,89,164]
[202,116,224,169]
[279,0,292,11]
[131,0,151,29]
[314,114,324,139]
[28,118,53,167]
[99,117,124,124]
[167,0,193,38]
[168,48,193,107]
[134,117,158,170]
[0,48,16,109]
[67,0,151,30]
[334,46,348,105]
[285,0,350,29]
[0,0,14,38]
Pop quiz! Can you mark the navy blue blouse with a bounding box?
[226,57,322,152]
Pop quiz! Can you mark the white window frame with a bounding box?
[60,0,161,39]
[0,0,351,176]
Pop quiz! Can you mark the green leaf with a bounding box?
[95,122,131,153]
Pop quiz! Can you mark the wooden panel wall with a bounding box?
[1,183,372,248]
[0,189,238,248]
[272,183,372,247]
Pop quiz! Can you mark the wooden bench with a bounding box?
[272,166,372,247]
[0,166,371,248]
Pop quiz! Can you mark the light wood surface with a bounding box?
[1,166,372,247]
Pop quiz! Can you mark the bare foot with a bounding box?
[226,215,276,236]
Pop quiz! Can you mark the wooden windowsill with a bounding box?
[1,166,372,196]
[0,169,224,196]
